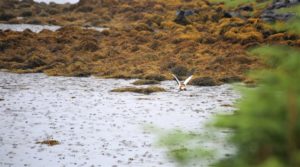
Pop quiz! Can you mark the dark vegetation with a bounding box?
[0,0,299,85]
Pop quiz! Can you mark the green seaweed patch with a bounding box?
[111,86,166,94]
[132,79,160,85]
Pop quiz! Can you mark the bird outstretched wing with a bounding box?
[183,75,193,85]
[172,74,181,85]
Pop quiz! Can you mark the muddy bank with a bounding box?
[0,0,300,84]
[0,72,238,166]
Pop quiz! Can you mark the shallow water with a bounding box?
[0,72,239,167]
[0,23,107,33]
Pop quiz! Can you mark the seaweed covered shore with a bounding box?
[0,0,299,85]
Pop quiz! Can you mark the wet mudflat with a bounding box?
[0,72,238,167]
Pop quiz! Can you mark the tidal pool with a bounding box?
[0,72,238,166]
[0,23,107,33]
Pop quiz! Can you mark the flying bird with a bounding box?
[172,74,193,91]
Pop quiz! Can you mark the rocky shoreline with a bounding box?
[0,0,300,86]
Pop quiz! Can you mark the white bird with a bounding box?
[172,74,193,91]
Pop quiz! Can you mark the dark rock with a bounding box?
[0,12,15,21]
[223,12,233,18]
[239,5,253,11]
[0,41,9,52]
[273,2,287,9]
[261,0,300,22]
[73,72,91,77]
[21,10,33,17]
[176,10,194,16]
[191,77,217,86]
[223,11,241,18]
[174,10,191,25]
[261,10,294,22]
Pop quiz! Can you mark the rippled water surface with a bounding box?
[0,72,239,167]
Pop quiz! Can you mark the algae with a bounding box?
[0,0,299,84]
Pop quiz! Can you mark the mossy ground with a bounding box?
[0,0,299,84]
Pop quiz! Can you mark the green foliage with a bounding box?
[251,45,300,68]
[214,1,300,167]
[157,130,215,165]
[274,19,300,34]
[214,45,300,166]
[212,1,300,167]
